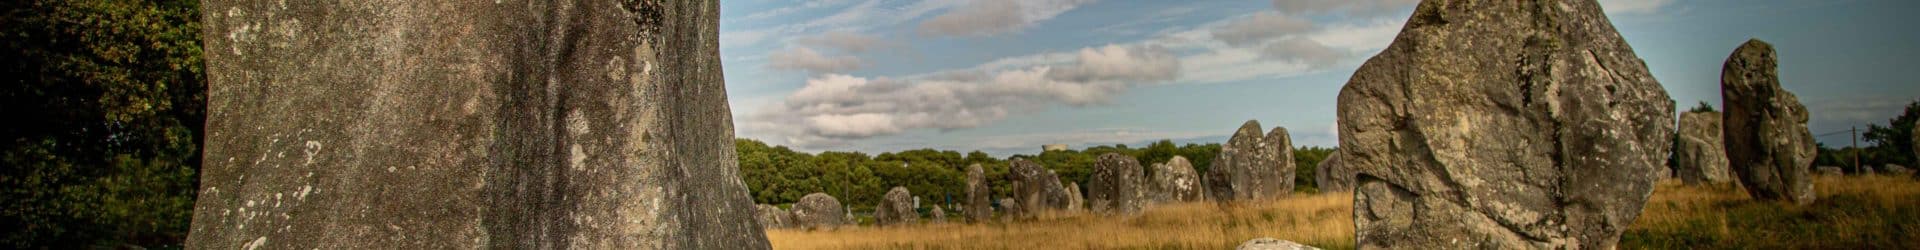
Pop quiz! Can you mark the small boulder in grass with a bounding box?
[1236,238,1320,250]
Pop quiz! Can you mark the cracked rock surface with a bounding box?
[188,1,767,248]
[1335,0,1674,248]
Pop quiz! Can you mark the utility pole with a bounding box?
[1853,126,1860,173]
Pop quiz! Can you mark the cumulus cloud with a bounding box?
[768,47,863,74]
[750,45,1179,146]
[1259,37,1347,68]
[1271,0,1419,17]
[1211,12,1316,47]
[919,0,1095,37]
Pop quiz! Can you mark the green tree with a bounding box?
[2,0,205,248]
[1862,101,1919,167]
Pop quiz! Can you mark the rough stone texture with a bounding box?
[929,205,947,224]
[1721,39,1817,205]
[1676,111,1733,185]
[187,1,767,249]
[996,198,1019,220]
[1208,120,1288,201]
[1315,153,1353,193]
[1008,159,1071,217]
[1066,182,1085,211]
[1815,166,1843,176]
[1088,153,1147,214]
[1334,0,1675,248]
[1267,127,1298,197]
[755,204,793,229]
[1150,156,1205,203]
[964,164,991,223]
[792,193,846,229]
[874,187,919,226]
[1236,238,1321,250]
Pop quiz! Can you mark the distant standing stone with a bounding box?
[929,205,948,224]
[1886,164,1914,176]
[1208,120,1289,201]
[1267,127,1298,198]
[1722,39,1817,205]
[874,187,919,226]
[1314,153,1352,193]
[1008,159,1072,217]
[1088,153,1148,214]
[755,204,794,229]
[1236,238,1320,250]
[1150,156,1205,203]
[1066,182,1086,211]
[792,193,847,229]
[965,164,991,223]
[1676,111,1734,185]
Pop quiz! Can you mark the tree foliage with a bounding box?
[2,0,205,248]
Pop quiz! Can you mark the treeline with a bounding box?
[737,138,1338,210]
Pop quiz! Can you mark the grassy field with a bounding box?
[768,175,1920,249]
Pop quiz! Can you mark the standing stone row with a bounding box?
[1676,111,1733,185]
[1008,159,1072,218]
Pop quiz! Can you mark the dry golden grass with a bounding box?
[768,193,1354,249]
[770,175,1920,249]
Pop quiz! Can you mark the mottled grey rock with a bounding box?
[1208,120,1289,201]
[1335,0,1675,248]
[965,164,991,223]
[1815,166,1843,176]
[1150,156,1205,203]
[1887,164,1913,176]
[874,187,918,226]
[1066,182,1085,211]
[792,193,846,229]
[1677,111,1733,185]
[755,204,794,229]
[1236,237,1320,250]
[1268,127,1298,197]
[1008,159,1071,217]
[1088,153,1147,214]
[1722,39,1817,205]
[929,205,947,224]
[187,1,766,249]
[1314,153,1352,193]
[996,198,1019,219]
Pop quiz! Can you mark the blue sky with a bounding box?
[719,0,1920,156]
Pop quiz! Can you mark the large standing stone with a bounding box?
[1150,156,1205,203]
[1088,153,1147,214]
[792,193,846,229]
[964,164,991,223]
[1676,111,1733,185]
[1335,0,1675,248]
[1208,120,1288,201]
[1268,127,1298,197]
[1721,39,1817,205]
[186,1,766,249]
[755,204,793,229]
[1314,153,1353,193]
[1008,159,1071,217]
[874,187,919,226]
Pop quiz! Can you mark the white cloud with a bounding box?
[919,0,1095,37]
[1210,12,1316,47]
[1260,37,1346,67]
[768,47,864,74]
[1598,0,1675,15]
[1271,0,1419,17]
[749,44,1179,146]
[796,31,888,53]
